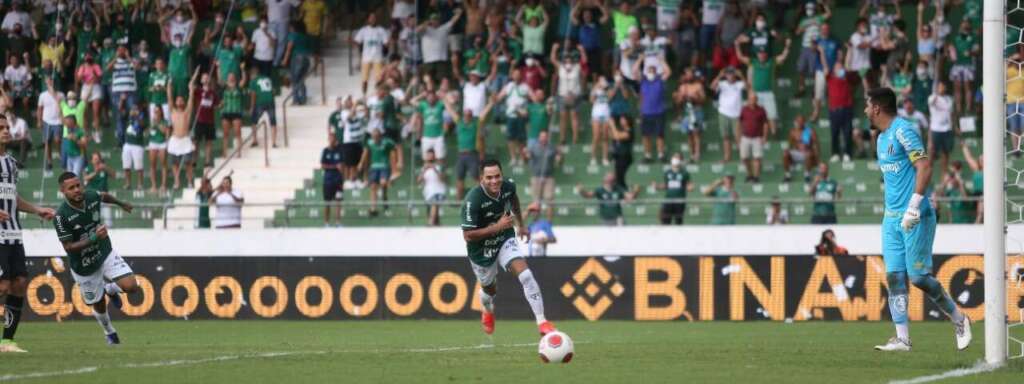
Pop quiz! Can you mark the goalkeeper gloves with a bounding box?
[901,193,923,232]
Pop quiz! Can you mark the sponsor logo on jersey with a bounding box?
[879,163,900,173]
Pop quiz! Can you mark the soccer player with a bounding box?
[864,88,971,352]
[461,159,555,336]
[53,172,138,345]
[0,115,56,353]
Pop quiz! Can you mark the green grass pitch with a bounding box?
[2,320,1022,383]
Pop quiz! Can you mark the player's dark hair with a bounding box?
[867,87,898,116]
[58,171,78,184]
[479,158,502,174]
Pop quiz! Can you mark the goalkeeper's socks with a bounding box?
[92,309,116,335]
[887,272,910,340]
[911,275,965,323]
[478,289,495,313]
[517,269,547,324]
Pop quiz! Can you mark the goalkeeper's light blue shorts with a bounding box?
[881,210,936,277]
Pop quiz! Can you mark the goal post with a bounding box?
[986,0,1008,365]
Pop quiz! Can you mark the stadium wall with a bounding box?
[12,226,1024,322]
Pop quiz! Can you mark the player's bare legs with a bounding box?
[507,258,554,335]
[93,275,139,346]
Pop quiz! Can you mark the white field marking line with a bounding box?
[887,361,1002,384]
[0,342,545,382]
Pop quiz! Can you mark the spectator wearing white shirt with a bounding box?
[766,196,789,225]
[462,70,490,118]
[711,67,745,163]
[418,149,446,226]
[4,55,31,109]
[898,98,929,140]
[1,3,35,38]
[162,5,196,48]
[37,78,62,169]
[352,14,391,95]
[5,111,30,162]
[848,18,872,80]
[417,9,463,82]
[250,19,277,76]
[210,176,245,229]
[928,81,956,176]
[266,0,300,66]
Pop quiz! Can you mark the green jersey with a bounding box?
[946,186,975,224]
[710,187,736,225]
[463,48,490,75]
[124,118,145,146]
[61,101,87,127]
[147,70,170,104]
[747,28,772,54]
[250,76,275,106]
[99,48,116,84]
[150,120,168,144]
[76,30,96,63]
[663,169,689,199]
[221,87,244,114]
[891,72,910,94]
[62,126,85,157]
[328,110,346,139]
[84,164,108,191]
[168,45,191,79]
[812,179,838,217]
[953,34,977,65]
[750,57,774,92]
[456,119,479,153]
[460,180,519,267]
[964,0,981,29]
[365,137,395,170]
[216,46,243,81]
[798,15,825,48]
[379,94,399,133]
[594,186,626,221]
[526,102,549,140]
[54,190,113,276]
[419,101,445,138]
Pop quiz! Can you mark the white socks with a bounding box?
[479,289,495,313]
[93,309,116,335]
[104,283,123,296]
[517,269,547,324]
[895,323,909,341]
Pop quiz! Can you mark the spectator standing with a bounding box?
[148,108,169,193]
[822,54,855,163]
[936,170,974,224]
[4,55,32,111]
[196,177,213,229]
[783,115,819,183]
[1008,53,1024,150]
[617,27,642,89]
[219,73,247,157]
[551,43,585,146]
[735,38,791,137]
[193,72,218,167]
[704,175,738,225]
[848,18,872,81]
[912,60,935,115]
[249,67,279,147]
[517,4,549,59]
[611,1,638,62]
[497,71,530,165]
[652,153,692,225]
[794,1,830,97]
[697,0,725,68]
[74,52,103,142]
[738,93,768,183]
[148,59,172,126]
[250,19,277,76]
[418,9,463,81]
[639,22,669,74]
[37,79,63,170]
[338,101,367,190]
[411,90,446,163]
[321,132,344,226]
[609,78,634,189]
[168,70,199,189]
[811,23,839,122]
[928,81,956,177]
[673,4,700,69]
[107,45,137,145]
[300,0,327,60]
[283,21,312,105]
[524,89,552,148]
[211,176,244,229]
[589,76,613,166]
[398,15,422,77]
[445,95,494,200]
[961,143,983,223]
[898,98,929,139]
[814,229,849,256]
[810,162,841,224]
[711,67,745,163]
[713,3,744,72]
[571,1,609,78]
[121,105,146,190]
[5,111,29,162]
[633,56,670,163]
[419,149,446,226]
[266,0,299,66]
[83,153,112,227]
[60,115,86,176]
[352,14,390,95]
[358,130,399,217]
[949,20,979,114]
[577,172,639,226]
[523,131,561,216]
[673,67,705,162]
[766,196,789,225]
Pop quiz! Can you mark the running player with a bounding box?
[461,159,555,336]
[0,114,56,353]
[864,87,971,352]
[53,172,138,345]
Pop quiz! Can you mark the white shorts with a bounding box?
[813,71,826,101]
[122,144,145,170]
[71,250,133,305]
[739,136,764,159]
[149,103,171,124]
[788,149,807,163]
[81,83,103,102]
[756,91,778,121]
[148,141,168,151]
[167,136,194,156]
[591,103,611,121]
[950,64,974,82]
[421,135,446,159]
[469,237,525,287]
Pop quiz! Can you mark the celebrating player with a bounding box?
[864,88,971,352]
[53,172,138,345]
[461,159,556,336]
[0,115,56,353]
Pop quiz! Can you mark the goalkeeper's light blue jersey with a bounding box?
[876,116,932,214]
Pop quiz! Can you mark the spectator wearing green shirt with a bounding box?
[60,115,87,176]
[961,143,984,224]
[219,73,247,158]
[735,37,791,138]
[357,129,399,217]
[283,21,311,105]
[652,154,693,225]
[147,108,169,193]
[525,89,553,148]
[937,170,974,224]
[577,172,640,227]
[809,163,841,224]
[443,95,495,200]
[167,33,195,100]
[214,34,245,85]
[517,4,549,59]
[83,153,114,228]
[248,66,278,148]
[948,20,979,114]
[120,105,146,190]
[410,90,448,161]
[704,175,737,225]
[147,59,172,126]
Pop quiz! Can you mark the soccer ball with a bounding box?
[538,331,574,363]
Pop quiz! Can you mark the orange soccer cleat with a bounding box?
[538,321,556,336]
[481,312,495,335]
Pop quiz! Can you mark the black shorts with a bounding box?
[384,128,402,144]
[455,152,480,180]
[195,122,216,141]
[222,113,243,121]
[930,131,954,155]
[323,180,342,201]
[0,244,27,280]
[506,117,527,142]
[641,115,665,137]
[252,104,278,125]
[342,143,363,166]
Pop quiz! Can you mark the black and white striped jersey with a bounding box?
[0,155,22,245]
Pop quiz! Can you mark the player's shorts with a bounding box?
[0,244,27,280]
[122,144,145,171]
[421,136,446,159]
[455,152,480,180]
[194,122,216,141]
[342,142,363,166]
[813,70,826,101]
[71,250,134,305]
[641,114,665,138]
[739,136,764,159]
[950,64,975,82]
[756,91,778,120]
[323,179,342,201]
[881,211,937,277]
[368,168,390,184]
[469,237,525,287]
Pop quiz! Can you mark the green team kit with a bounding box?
[460,179,520,267]
[54,190,115,277]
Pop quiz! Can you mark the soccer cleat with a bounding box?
[106,333,121,346]
[538,321,556,336]
[481,312,495,335]
[0,340,27,353]
[107,292,123,310]
[873,336,911,352]
[955,315,972,351]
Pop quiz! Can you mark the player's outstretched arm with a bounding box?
[17,196,54,220]
[99,192,134,213]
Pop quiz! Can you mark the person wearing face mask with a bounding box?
[652,153,693,225]
[794,1,831,97]
[737,12,778,56]
[948,20,979,114]
[551,42,585,146]
[250,19,276,76]
[632,55,671,163]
